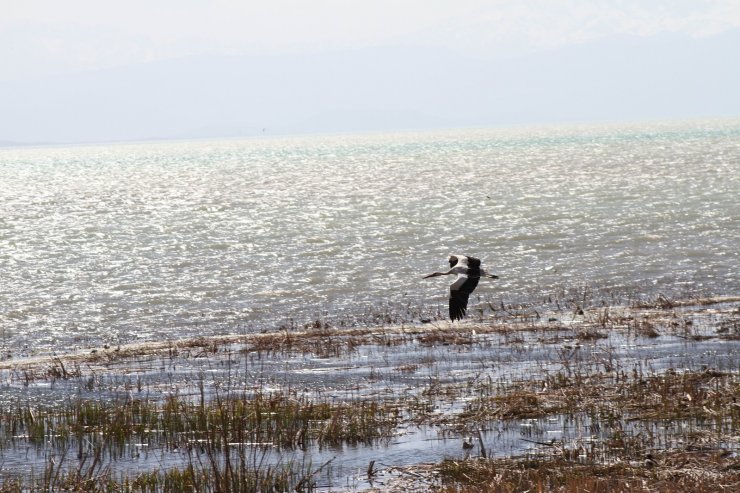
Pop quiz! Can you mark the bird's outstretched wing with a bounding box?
[449,275,480,321]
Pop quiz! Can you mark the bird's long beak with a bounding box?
[423,272,441,279]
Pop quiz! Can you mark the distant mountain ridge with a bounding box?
[1,29,739,145]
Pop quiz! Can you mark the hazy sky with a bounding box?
[3,1,740,143]
[4,0,740,81]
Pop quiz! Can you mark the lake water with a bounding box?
[1,120,739,353]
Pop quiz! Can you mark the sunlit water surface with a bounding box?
[1,120,738,352]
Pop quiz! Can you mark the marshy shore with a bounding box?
[1,295,738,492]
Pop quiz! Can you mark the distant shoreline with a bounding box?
[3,116,740,149]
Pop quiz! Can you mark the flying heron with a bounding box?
[423,254,498,321]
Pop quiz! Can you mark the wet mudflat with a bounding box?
[0,297,738,492]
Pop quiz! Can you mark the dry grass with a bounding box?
[436,449,740,493]
[460,367,739,425]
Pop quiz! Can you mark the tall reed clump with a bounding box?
[0,458,314,493]
[163,390,399,449]
[0,389,398,492]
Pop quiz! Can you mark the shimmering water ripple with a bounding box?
[1,120,738,351]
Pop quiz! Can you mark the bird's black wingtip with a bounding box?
[449,306,467,321]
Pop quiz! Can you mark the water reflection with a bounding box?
[1,121,739,354]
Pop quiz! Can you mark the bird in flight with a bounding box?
[423,255,499,321]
